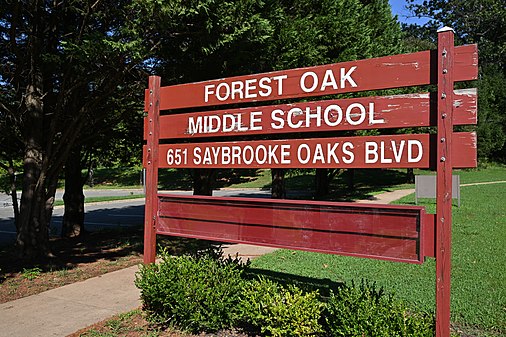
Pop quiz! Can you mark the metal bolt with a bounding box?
[441,93,446,99]
[441,138,446,143]
[153,216,156,220]
[150,102,153,106]
[149,119,153,123]
[440,217,445,223]
[442,113,447,119]
[149,132,152,135]
[443,69,448,74]
[147,148,151,152]
[440,157,446,162]
[442,49,447,57]
[147,161,151,165]
[150,89,153,94]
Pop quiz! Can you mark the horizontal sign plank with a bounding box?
[145,44,477,110]
[145,89,476,140]
[145,132,476,169]
[157,194,433,264]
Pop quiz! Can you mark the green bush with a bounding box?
[324,280,434,337]
[135,249,246,333]
[238,277,324,337]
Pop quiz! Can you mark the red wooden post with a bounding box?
[436,27,455,337]
[143,76,161,264]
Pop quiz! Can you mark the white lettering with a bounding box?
[368,103,384,125]
[365,142,378,164]
[342,142,354,164]
[320,69,338,91]
[188,116,203,135]
[323,105,343,127]
[272,75,287,95]
[408,140,423,163]
[216,82,230,101]
[271,109,285,129]
[193,147,202,165]
[288,108,304,128]
[326,143,340,164]
[392,140,405,162]
[300,71,318,93]
[244,79,257,99]
[204,85,214,103]
[346,103,366,125]
[297,144,311,164]
[258,77,272,97]
[340,66,357,88]
[250,111,262,131]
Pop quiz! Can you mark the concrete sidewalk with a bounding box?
[0,190,413,337]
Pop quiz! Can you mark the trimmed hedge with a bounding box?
[135,250,435,336]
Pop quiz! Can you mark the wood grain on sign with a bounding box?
[157,194,432,264]
[146,132,476,169]
[144,89,477,140]
[143,44,477,111]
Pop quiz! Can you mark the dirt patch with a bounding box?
[67,309,253,337]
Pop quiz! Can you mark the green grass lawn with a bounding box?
[251,174,506,336]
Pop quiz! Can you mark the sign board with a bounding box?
[157,195,435,264]
[143,29,478,337]
[415,175,461,207]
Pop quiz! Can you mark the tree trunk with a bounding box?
[16,18,56,258]
[62,147,85,238]
[17,149,56,258]
[406,168,415,183]
[314,169,329,200]
[193,168,215,196]
[271,168,286,199]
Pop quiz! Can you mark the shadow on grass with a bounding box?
[269,169,411,202]
[326,169,411,201]
[244,267,345,297]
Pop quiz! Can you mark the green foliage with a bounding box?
[325,280,434,337]
[21,267,43,281]
[238,277,324,337]
[135,249,246,333]
[406,0,506,162]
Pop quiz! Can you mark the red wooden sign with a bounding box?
[144,89,476,140]
[157,195,435,264]
[144,44,477,110]
[149,132,476,169]
[142,28,478,337]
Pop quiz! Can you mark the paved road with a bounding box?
[0,188,289,247]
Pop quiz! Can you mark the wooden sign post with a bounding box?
[143,28,477,337]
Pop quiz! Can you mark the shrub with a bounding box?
[238,277,324,337]
[324,280,434,337]
[135,248,246,333]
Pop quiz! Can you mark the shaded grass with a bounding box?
[251,182,506,336]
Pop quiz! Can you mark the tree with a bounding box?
[406,0,506,162]
[0,0,154,257]
[267,0,404,198]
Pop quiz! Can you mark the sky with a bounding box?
[388,0,431,26]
